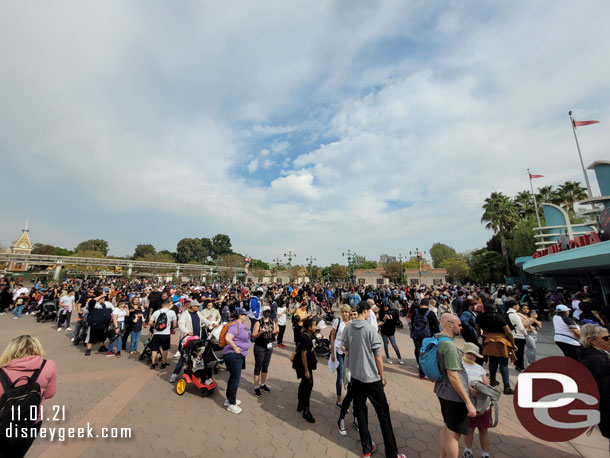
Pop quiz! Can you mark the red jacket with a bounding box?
[0,355,57,421]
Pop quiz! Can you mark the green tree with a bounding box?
[134,244,156,259]
[176,238,207,263]
[55,247,73,256]
[556,181,588,213]
[250,259,270,270]
[137,252,175,263]
[75,239,109,256]
[218,253,245,267]
[513,190,535,219]
[355,260,377,269]
[382,262,403,283]
[481,192,517,276]
[31,243,56,255]
[325,264,347,281]
[72,249,105,258]
[535,185,561,205]
[379,254,397,266]
[506,217,538,260]
[211,234,232,259]
[157,250,177,261]
[429,243,457,267]
[468,249,505,284]
[440,257,469,284]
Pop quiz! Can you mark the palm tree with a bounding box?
[481,192,518,276]
[556,181,588,213]
[513,190,534,219]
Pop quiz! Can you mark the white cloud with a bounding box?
[260,148,270,156]
[269,172,319,200]
[247,158,259,174]
[262,159,274,169]
[271,140,290,154]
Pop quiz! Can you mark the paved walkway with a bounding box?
[0,313,607,458]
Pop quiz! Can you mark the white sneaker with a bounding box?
[226,404,242,414]
[57,328,62,332]
[169,373,178,383]
[398,359,404,365]
[386,358,393,364]
[13,316,18,320]
[71,337,75,342]
[173,351,181,359]
[224,399,241,406]
[66,327,72,331]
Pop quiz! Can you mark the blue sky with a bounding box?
[1,1,609,265]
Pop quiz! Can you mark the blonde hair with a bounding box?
[340,305,351,313]
[0,335,45,367]
[580,324,606,347]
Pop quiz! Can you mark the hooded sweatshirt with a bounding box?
[341,319,382,383]
[0,355,57,421]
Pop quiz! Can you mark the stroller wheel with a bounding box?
[176,378,187,396]
[36,315,43,323]
[207,388,215,396]
[200,388,209,398]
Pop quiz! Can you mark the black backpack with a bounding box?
[503,311,516,331]
[154,310,168,332]
[411,309,432,340]
[0,360,47,433]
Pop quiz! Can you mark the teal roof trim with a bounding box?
[522,240,610,275]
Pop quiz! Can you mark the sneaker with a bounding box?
[261,384,271,393]
[490,380,500,387]
[336,402,342,409]
[386,358,393,365]
[227,404,242,414]
[254,387,262,397]
[70,337,75,342]
[105,352,114,357]
[160,362,169,369]
[463,450,473,458]
[84,349,91,356]
[353,417,359,431]
[224,399,241,407]
[363,441,376,457]
[13,317,18,320]
[115,352,121,358]
[338,419,347,435]
[169,373,178,383]
[504,386,514,395]
[66,327,72,331]
[398,359,404,365]
[150,363,158,370]
[173,351,181,359]
[57,328,62,332]
[277,344,286,348]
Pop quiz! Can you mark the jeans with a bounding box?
[339,382,354,419]
[173,356,185,376]
[108,322,124,354]
[525,334,537,364]
[224,352,244,405]
[335,353,344,397]
[382,334,402,360]
[71,319,85,339]
[13,305,24,318]
[413,338,424,377]
[352,378,398,458]
[130,330,141,353]
[514,338,526,369]
[488,356,509,384]
[57,310,71,329]
[297,372,314,410]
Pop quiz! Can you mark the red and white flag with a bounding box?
[573,119,600,128]
[529,173,544,179]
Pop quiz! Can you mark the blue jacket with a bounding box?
[248,296,261,320]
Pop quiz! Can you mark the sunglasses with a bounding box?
[600,336,610,341]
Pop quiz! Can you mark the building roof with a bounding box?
[522,240,610,275]
[11,230,32,251]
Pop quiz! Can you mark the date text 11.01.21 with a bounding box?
[11,405,65,422]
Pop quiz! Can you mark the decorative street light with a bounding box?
[397,253,404,285]
[305,256,316,282]
[409,248,427,286]
[272,257,282,272]
[342,250,357,284]
[284,251,296,268]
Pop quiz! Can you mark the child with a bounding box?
[461,342,491,458]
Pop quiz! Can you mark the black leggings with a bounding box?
[297,373,314,410]
[339,382,355,419]
[277,325,286,345]
[556,342,579,360]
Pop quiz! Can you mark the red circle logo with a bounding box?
[514,356,600,442]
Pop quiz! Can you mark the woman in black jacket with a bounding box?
[578,324,610,451]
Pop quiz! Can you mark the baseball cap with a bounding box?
[237,308,248,315]
[555,304,570,312]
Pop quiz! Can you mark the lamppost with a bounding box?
[305,256,316,282]
[409,248,427,287]
[397,253,404,285]
[272,257,282,272]
[342,250,356,284]
[283,251,295,267]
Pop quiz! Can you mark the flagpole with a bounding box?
[568,111,593,198]
[527,169,542,229]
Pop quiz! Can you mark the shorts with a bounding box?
[86,327,106,345]
[469,408,491,430]
[150,334,171,352]
[253,344,273,375]
[438,398,469,435]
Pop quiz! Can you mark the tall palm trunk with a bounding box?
[499,227,510,277]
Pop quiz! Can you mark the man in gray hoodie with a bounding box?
[342,301,405,458]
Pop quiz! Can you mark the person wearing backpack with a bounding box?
[506,300,527,372]
[148,300,177,370]
[433,314,477,458]
[0,335,57,457]
[410,298,440,379]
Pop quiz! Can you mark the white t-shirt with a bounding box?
[367,311,378,329]
[151,308,177,335]
[553,315,580,346]
[332,318,347,355]
[59,295,75,312]
[113,308,127,323]
[276,306,287,326]
[571,300,582,320]
[463,361,486,384]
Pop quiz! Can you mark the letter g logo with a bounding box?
[513,357,600,442]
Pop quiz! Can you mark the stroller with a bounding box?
[36,301,57,323]
[313,330,331,359]
[138,338,155,364]
[324,309,336,325]
[175,331,220,397]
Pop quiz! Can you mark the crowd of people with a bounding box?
[0,275,609,458]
